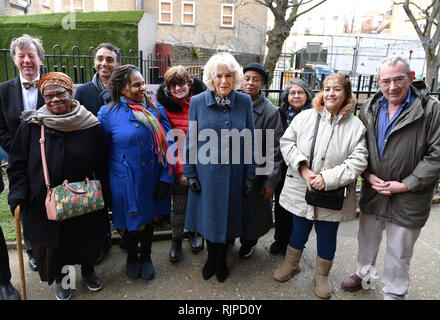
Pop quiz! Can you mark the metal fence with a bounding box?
[267,70,440,113]
[2,45,439,109]
[0,46,171,84]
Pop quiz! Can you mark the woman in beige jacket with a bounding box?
[274,73,368,299]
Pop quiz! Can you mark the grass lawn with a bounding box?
[0,187,16,242]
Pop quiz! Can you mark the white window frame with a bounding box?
[221,4,234,28]
[181,1,195,26]
[70,0,84,12]
[159,0,173,25]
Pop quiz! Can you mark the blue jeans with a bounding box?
[289,215,340,260]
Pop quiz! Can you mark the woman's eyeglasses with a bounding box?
[43,90,68,102]
[289,90,306,96]
[169,80,188,89]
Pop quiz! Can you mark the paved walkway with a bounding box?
[6,203,440,301]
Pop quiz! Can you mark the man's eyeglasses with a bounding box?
[378,75,408,86]
[43,90,68,102]
[169,80,188,89]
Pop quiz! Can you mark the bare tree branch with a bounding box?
[401,0,426,45]
[294,0,327,20]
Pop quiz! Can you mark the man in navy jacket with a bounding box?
[74,43,121,115]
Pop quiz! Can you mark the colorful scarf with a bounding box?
[121,96,172,174]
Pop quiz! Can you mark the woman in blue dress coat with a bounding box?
[184,52,256,282]
[98,65,174,280]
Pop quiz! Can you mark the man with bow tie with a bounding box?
[0,34,45,152]
[0,35,45,298]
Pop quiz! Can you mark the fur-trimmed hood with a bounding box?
[312,92,357,117]
[157,76,206,112]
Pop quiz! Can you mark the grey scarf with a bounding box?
[22,100,100,132]
[92,73,112,104]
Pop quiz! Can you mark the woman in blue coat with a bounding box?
[98,65,174,280]
[184,52,256,283]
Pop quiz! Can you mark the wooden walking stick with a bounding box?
[14,205,27,300]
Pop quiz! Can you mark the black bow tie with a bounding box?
[22,80,38,90]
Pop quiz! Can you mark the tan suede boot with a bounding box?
[273,246,303,282]
[314,256,333,299]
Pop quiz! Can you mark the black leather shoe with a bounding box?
[188,232,202,253]
[55,282,71,301]
[28,257,38,271]
[126,257,141,279]
[269,241,288,255]
[169,239,182,263]
[83,272,103,291]
[239,243,254,258]
[0,282,21,300]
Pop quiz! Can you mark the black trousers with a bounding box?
[273,175,293,246]
[0,225,11,285]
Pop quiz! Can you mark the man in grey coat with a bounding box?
[341,56,440,299]
[239,63,284,258]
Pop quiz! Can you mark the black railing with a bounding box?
[268,70,440,113]
[2,46,439,105]
[0,46,171,84]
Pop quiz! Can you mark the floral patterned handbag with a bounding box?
[40,125,105,221]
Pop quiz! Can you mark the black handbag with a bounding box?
[304,114,347,210]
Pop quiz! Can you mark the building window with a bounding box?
[42,0,50,8]
[221,4,234,28]
[94,0,108,11]
[182,1,195,26]
[159,0,173,24]
[71,0,84,12]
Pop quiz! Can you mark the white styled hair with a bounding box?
[203,52,243,91]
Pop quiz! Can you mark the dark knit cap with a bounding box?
[243,62,268,84]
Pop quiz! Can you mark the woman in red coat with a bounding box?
[157,66,206,262]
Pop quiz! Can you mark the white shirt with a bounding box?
[20,74,40,111]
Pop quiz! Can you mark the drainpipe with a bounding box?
[24,0,32,14]
[135,0,144,10]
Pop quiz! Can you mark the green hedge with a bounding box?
[0,11,144,83]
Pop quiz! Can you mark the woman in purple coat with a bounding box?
[98,65,174,281]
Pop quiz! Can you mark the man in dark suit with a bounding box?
[74,42,121,115]
[0,34,45,272]
[74,43,121,264]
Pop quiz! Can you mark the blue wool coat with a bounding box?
[183,90,256,243]
[98,100,174,231]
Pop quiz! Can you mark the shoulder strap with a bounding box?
[39,124,51,189]
[309,113,321,169]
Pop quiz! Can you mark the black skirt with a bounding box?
[30,221,101,285]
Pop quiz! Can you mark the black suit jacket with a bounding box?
[0,77,45,153]
[74,81,108,116]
